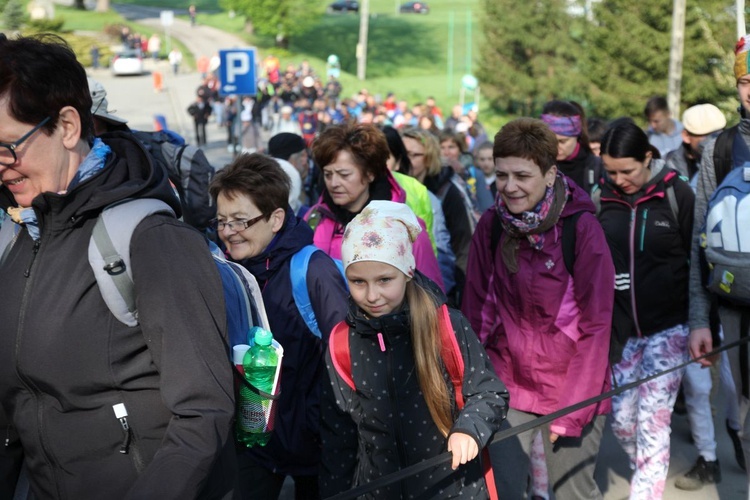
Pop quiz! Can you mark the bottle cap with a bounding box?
[251,327,273,346]
[233,344,250,364]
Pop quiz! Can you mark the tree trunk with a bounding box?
[244,20,254,35]
[96,0,109,12]
[73,0,86,10]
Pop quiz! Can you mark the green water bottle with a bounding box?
[236,327,278,447]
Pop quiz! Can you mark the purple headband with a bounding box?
[541,114,582,137]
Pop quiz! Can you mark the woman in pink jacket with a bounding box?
[306,122,444,291]
[462,118,614,499]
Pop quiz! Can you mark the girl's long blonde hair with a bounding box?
[406,280,453,436]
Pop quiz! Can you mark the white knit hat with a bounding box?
[341,201,422,278]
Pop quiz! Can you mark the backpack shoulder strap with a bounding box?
[329,320,355,391]
[562,211,583,277]
[291,245,347,339]
[714,125,739,186]
[590,186,602,215]
[490,210,502,258]
[88,198,175,327]
[437,304,465,409]
[290,245,322,338]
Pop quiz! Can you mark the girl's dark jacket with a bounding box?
[0,132,235,499]
[319,273,508,499]
[596,159,694,362]
[238,211,349,476]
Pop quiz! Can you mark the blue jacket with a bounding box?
[239,209,349,476]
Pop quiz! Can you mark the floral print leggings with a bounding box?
[610,324,689,500]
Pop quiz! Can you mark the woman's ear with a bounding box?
[545,165,558,186]
[58,106,82,150]
[270,207,286,233]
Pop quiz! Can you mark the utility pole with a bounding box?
[356,0,370,81]
[739,0,746,38]
[667,0,686,117]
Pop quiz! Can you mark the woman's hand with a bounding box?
[447,432,479,470]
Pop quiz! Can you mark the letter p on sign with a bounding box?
[219,48,257,96]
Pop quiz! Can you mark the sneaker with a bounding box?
[674,456,721,491]
[726,419,747,471]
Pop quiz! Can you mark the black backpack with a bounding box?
[132,130,216,232]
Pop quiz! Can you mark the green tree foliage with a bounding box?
[2,0,25,30]
[479,0,737,121]
[219,0,321,48]
[478,0,588,117]
[583,0,735,120]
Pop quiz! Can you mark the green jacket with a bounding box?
[392,171,436,254]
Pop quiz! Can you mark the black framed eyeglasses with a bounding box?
[210,213,266,232]
[0,116,52,167]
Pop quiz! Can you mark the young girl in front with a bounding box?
[319,200,508,499]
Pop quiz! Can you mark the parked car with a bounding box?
[111,49,144,76]
[327,0,359,13]
[400,1,429,14]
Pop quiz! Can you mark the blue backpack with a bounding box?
[289,245,347,339]
[701,132,750,306]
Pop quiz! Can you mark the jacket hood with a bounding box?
[241,207,314,282]
[1,132,180,221]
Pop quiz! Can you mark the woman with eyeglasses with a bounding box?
[209,153,349,500]
[0,35,235,499]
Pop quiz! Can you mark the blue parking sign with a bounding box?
[219,49,257,96]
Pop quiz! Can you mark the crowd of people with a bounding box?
[2,30,750,500]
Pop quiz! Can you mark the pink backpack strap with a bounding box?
[329,320,355,391]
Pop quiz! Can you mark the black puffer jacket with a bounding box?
[239,210,349,476]
[596,160,694,361]
[320,274,508,499]
[0,132,235,499]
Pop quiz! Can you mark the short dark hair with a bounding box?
[644,96,669,118]
[599,121,660,161]
[209,153,291,216]
[311,122,389,181]
[438,131,467,154]
[493,118,557,174]
[0,34,93,141]
[587,118,608,143]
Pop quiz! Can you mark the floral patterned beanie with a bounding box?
[341,200,423,278]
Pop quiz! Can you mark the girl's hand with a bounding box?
[447,432,479,470]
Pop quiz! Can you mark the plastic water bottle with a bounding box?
[236,327,278,447]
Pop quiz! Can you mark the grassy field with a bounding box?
[110,0,504,128]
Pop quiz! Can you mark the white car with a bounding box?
[111,49,144,76]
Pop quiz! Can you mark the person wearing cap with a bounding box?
[0,34,235,499]
[271,105,302,137]
[688,34,750,493]
[268,132,315,212]
[319,200,508,499]
[645,96,685,158]
[665,103,727,183]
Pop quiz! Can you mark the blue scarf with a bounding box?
[7,139,111,241]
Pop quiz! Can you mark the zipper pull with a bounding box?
[24,240,41,278]
[113,403,131,454]
[377,332,386,352]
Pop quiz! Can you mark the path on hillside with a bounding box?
[111,3,247,60]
